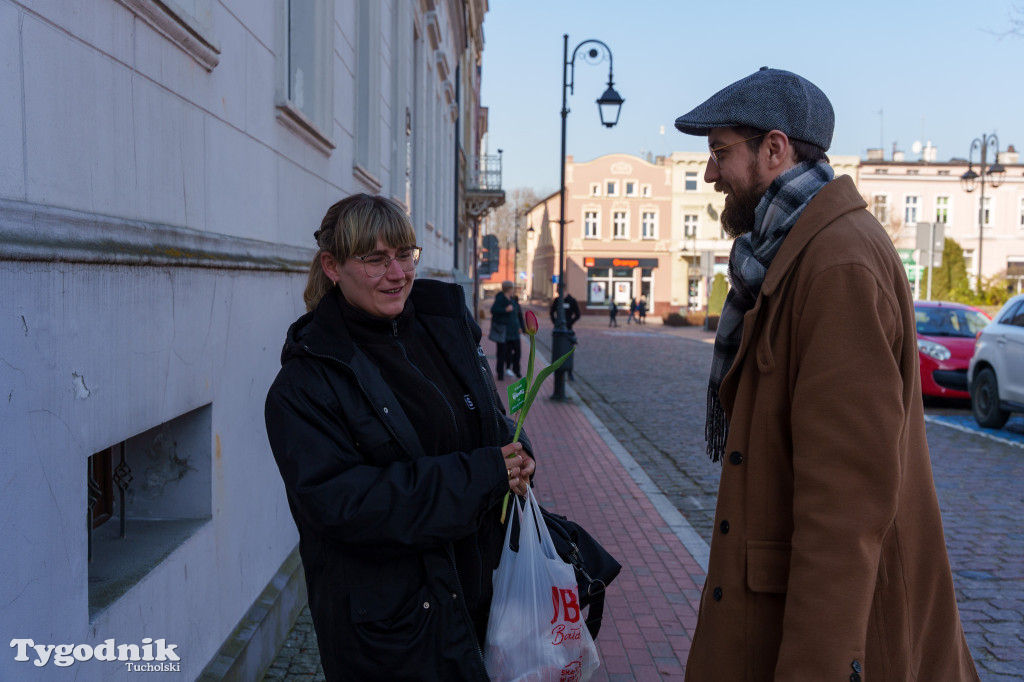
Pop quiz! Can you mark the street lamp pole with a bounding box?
[961,133,1006,293]
[552,33,624,400]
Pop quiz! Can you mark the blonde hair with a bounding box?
[303,194,417,311]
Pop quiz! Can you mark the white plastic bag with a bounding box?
[484,488,599,682]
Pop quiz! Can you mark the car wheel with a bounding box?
[972,368,1010,429]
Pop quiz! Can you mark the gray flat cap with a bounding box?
[674,67,834,151]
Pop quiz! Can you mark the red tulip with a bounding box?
[524,310,539,335]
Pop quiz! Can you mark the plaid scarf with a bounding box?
[705,161,834,462]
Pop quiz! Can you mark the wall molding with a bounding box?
[0,199,311,272]
[115,0,221,71]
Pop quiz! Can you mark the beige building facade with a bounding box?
[526,145,1024,316]
[856,147,1024,294]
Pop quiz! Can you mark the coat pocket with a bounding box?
[348,581,439,669]
[746,540,791,594]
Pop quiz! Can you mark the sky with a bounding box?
[479,0,1024,198]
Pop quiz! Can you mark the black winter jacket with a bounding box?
[265,280,532,681]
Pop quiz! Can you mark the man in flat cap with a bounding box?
[676,68,979,681]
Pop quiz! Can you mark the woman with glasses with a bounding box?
[265,193,535,681]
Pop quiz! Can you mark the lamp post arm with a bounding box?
[566,38,615,97]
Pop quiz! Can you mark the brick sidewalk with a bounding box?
[262,346,710,681]
[524,380,705,681]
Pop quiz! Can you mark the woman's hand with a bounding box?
[500,443,535,496]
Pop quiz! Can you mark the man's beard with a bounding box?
[717,161,767,238]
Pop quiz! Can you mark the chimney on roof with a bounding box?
[1000,145,1019,164]
[866,148,884,161]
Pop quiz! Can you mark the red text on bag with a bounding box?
[550,586,581,624]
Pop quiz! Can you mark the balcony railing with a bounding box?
[468,154,502,191]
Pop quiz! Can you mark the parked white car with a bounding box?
[967,293,1024,428]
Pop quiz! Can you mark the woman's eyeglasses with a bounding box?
[708,134,765,166]
[352,246,422,278]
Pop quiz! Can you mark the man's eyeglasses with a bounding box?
[708,134,765,166]
[353,246,422,278]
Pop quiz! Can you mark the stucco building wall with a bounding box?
[0,1,492,679]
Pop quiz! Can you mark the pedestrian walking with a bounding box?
[674,68,979,681]
[264,193,536,681]
[491,281,517,381]
[627,297,637,324]
[637,296,647,324]
[504,290,525,378]
[608,299,618,327]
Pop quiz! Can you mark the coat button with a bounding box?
[713,587,723,601]
[422,601,430,609]
[383,407,389,415]
[851,660,862,674]
[850,675,861,682]
[719,520,730,534]
[729,451,743,465]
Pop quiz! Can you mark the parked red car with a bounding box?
[915,301,991,399]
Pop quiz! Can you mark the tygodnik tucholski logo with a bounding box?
[10,638,181,671]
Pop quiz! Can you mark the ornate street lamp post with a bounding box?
[960,133,1006,293]
[552,34,624,400]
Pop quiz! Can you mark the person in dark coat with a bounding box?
[506,289,525,378]
[549,292,581,330]
[265,194,536,682]
[637,296,647,324]
[491,281,520,380]
[608,300,618,327]
[627,297,637,324]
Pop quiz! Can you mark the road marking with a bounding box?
[924,414,1024,449]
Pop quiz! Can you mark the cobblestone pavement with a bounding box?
[265,307,1022,681]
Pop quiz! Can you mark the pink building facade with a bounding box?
[524,153,674,315]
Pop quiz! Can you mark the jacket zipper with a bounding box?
[447,545,490,679]
[392,337,460,445]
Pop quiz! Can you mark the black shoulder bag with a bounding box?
[540,508,621,639]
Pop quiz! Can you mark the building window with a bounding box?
[873,195,889,225]
[354,0,382,186]
[936,196,950,224]
[685,172,698,191]
[684,214,698,238]
[625,181,636,197]
[905,195,919,225]
[88,406,213,619]
[641,211,657,239]
[606,181,618,197]
[641,184,651,197]
[613,211,628,239]
[964,250,974,273]
[584,211,599,239]
[981,196,992,227]
[276,0,335,151]
[907,169,919,175]
[1019,197,1024,229]
[590,183,601,197]
[938,170,950,176]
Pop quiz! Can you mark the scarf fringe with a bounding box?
[705,386,728,463]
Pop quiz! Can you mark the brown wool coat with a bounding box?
[684,176,980,682]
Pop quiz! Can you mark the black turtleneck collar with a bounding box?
[336,288,416,342]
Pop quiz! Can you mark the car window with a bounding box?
[915,307,988,338]
[998,300,1023,325]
